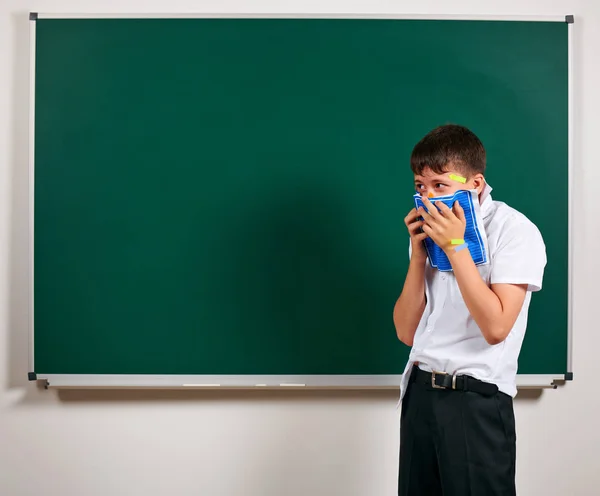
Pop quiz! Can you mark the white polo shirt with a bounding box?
[399,183,547,400]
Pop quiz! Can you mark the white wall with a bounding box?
[1,1,598,495]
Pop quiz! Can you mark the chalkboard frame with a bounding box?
[26,13,574,389]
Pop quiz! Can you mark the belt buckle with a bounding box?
[431,370,457,389]
[431,370,447,389]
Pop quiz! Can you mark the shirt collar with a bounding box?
[479,182,494,218]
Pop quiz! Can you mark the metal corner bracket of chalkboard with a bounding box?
[28,372,50,389]
[565,15,574,24]
[29,12,38,21]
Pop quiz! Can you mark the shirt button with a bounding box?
[426,328,432,333]
[441,275,447,280]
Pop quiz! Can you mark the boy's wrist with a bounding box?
[410,253,428,266]
[445,244,471,264]
[442,238,468,255]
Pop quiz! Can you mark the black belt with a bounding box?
[410,366,498,397]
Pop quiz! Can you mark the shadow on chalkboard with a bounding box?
[210,177,400,374]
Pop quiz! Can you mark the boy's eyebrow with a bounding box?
[415,177,450,184]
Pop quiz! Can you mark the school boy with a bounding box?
[393,124,547,495]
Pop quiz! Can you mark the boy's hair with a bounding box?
[410,124,486,177]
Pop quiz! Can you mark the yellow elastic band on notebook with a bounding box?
[449,174,467,184]
[450,239,465,245]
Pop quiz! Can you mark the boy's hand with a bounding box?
[419,197,466,253]
[404,207,428,262]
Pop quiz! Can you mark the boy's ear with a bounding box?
[471,173,485,194]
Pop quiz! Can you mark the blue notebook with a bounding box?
[413,189,488,272]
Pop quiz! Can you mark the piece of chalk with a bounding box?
[279,383,306,387]
[449,174,467,184]
[454,243,469,252]
[183,384,221,387]
[450,239,465,245]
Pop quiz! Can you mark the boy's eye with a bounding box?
[415,184,425,191]
[435,183,446,189]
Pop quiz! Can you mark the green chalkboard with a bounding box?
[32,17,570,382]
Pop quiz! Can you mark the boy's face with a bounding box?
[414,165,485,199]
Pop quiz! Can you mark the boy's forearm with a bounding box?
[447,249,505,344]
[393,258,427,346]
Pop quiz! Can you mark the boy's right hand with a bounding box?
[404,208,428,263]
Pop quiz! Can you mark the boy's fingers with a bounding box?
[407,219,424,234]
[435,201,452,216]
[453,201,466,221]
[404,208,419,225]
[422,197,443,220]
[418,206,433,221]
[414,232,428,242]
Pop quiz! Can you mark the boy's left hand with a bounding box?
[418,197,466,253]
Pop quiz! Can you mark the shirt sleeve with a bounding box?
[489,219,547,292]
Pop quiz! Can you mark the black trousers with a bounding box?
[399,367,516,496]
